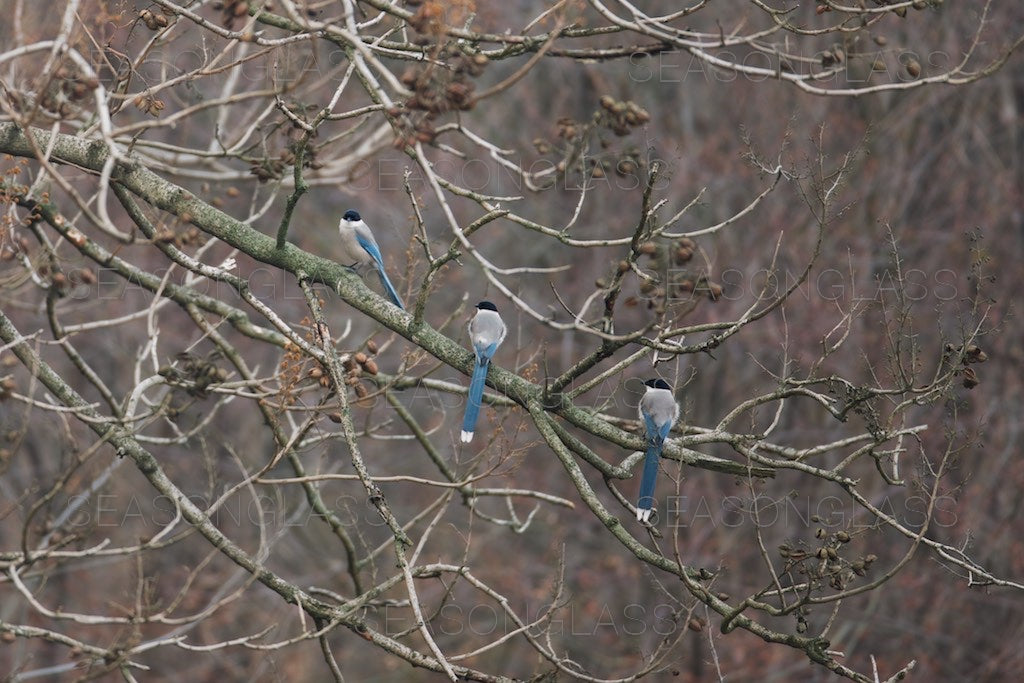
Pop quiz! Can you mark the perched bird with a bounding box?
[636,378,679,523]
[461,301,507,443]
[335,210,404,309]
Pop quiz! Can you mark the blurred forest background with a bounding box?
[1,1,1022,681]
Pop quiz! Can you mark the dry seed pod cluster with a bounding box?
[388,48,487,148]
[133,93,165,117]
[598,96,650,137]
[153,225,205,248]
[212,0,251,28]
[341,344,381,402]
[38,65,99,117]
[944,343,988,389]
[138,9,170,30]
[159,352,229,399]
[778,523,875,603]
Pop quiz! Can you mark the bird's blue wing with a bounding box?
[642,411,659,442]
[475,341,499,364]
[642,408,672,444]
[355,232,385,270]
[355,232,404,309]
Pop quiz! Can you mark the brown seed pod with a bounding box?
[599,95,616,111]
[836,531,850,543]
[707,282,723,301]
[328,412,343,424]
[367,340,379,354]
[961,367,979,389]
[362,358,378,375]
[638,242,658,256]
[616,158,638,177]
[353,383,369,399]
[140,9,160,29]
[353,352,368,365]
[687,618,703,632]
[400,68,419,86]
[905,58,921,78]
[965,345,988,363]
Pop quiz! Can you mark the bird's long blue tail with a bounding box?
[460,359,489,442]
[377,270,404,309]
[636,442,661,521]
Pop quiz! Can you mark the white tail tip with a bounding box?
[636,507,653,523]
[460,430,474,443]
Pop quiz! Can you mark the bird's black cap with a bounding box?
[644,378,672,390]
[343,210,361,221]
[476,301,498,312]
